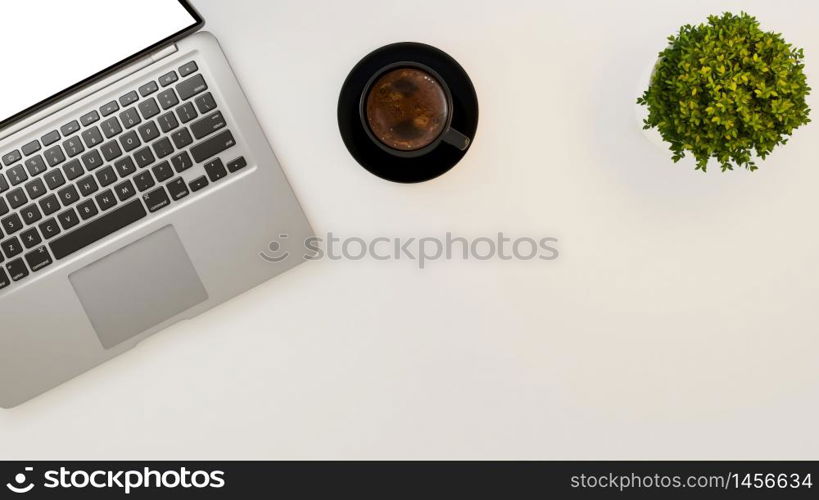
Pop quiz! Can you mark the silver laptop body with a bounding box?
[0,31,313,408]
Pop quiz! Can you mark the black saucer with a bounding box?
[338,42,479,183]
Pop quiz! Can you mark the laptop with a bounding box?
[0,0,314,407]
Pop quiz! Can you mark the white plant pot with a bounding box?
[635,56,669,151]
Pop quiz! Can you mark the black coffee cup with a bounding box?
[359,62,471,158]
[338,42,479,183]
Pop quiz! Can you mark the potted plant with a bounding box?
[637,12,811,172]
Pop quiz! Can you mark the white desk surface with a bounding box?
[3,0,819,459]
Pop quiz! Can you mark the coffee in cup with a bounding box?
[360,62,470,158]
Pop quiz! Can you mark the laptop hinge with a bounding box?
[1,43,179,142]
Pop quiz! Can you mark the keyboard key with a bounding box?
[170,151,192,172]
[204,158,227,182]
[1,237,22,258]
[227,156,247,173]
[44,145,66,167]
[194,92,217,114]
[0,175,9,194]
[190,111,226,140]
[50,199,146,260]
[81,150,103,171]
[137,121,160,143]
[1,213,23,234]
[62,136,85,158]
[60,120,80,136]
[57,208,80,230]
[41,130,61,147]
[177,74,208,101]
[119,91,139,107]
[138,81,159,97]
[7,165,27,186]
[7,188,27,209]
[134,171,155,192]
[39,218,61,240]
[0,198,7,217]
[176,102,197,124]
[190,130,235,163]
[133,147,155,169]
[152,137,174,159]
[2,150,21,166]
[24,155,47,177]
[166,178,189,201]
[138,98,160,119]
[157,89,179,110]
[39,194,60,216]
[1,177,26,204]
[143,186,170,213]
[120,108,141,129]
[101,116,123,138]
[114,157,137,178]
[92,167,113,190]
[20,204,42,225]
[25,246,51,272]
[77,199,98,220]
[20,228,41,249]
[151,161,173,182]
[57,185,80,206]
[189,176,208,192]
[6,258,28,281]
[159,71,178,87]
[171,128,193,149]
[157,112,179,133]
[120,130,141,152]
[95,190,117,211]
[62,159,84,181]
[0,268,9,289]
[44,169,66,190]
[81,126,103,148]
[6,170,28,195]
[100,101,119,117]
[80,110,100,126]
[179,61,198,77]
[77,175,99,197]
[24,178,46,200]
[114,179,137,201]
[33,185,61,211]
[21,140,41,156]
[100,140,123,162]
[96,168,116,189]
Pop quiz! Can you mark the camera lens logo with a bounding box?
[6,467,35,494]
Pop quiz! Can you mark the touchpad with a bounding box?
[69,226,208,349]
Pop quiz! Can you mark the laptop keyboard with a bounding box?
[0,60,249,291]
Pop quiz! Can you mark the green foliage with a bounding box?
[637,12,811,172]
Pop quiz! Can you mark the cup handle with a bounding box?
[441,128,471,151]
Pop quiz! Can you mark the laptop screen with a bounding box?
[0,0,201,128]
